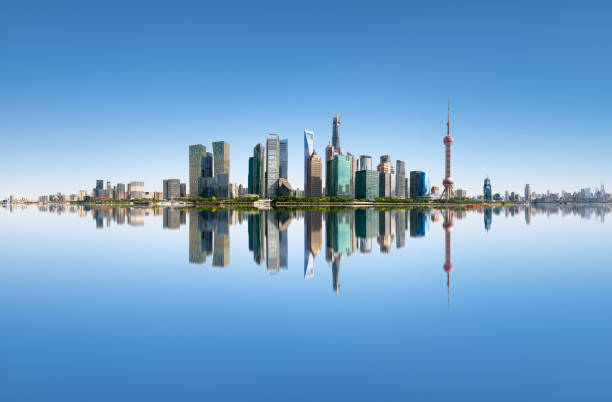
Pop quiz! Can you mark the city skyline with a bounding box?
[2,2,611,198]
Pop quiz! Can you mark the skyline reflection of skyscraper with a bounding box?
[304,210,322,278]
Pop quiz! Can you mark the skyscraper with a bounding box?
[189,144,207,197]
[409,171,430,198]
[355,170,379,200]
[127,181,145,199]
[203,152,213,178]
[306,150,323,198]
[163,179,180,200]
[377,155,395,174]
[279,138,288,179]
[483,177,492,201]
[266,134,280,198]
[359,155,372,171]
[332,114,341,151]
[396,160,406,199]
[116,183,126,200]
[441,101,455,199]
[525,184,531,202]
[304,130,315,191]
[327,154,354,198]
[248,156,254,194]
[212,141,230,177]
[252,143,265,197]
[379,172,392,198]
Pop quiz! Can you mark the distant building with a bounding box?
[346,152,359,197]
[525,184,531,202]
[212,141,230,177]
[198,177,216,198]
[306,150,323,198]
[95,180,104,198]
[355,170,379,200]
[216,173,230,198]
[163,179,180,200]
[409,171,430,198]
[279,139,288,179]
[304,131,315,192]
[483,177,492,201]
[396,160,406,199]
[326,154,354,198]
[180,183,187,198]
[278,178,294,197]
[128,181,145,199]
[431,186,440,195]
[332,114,341,151]
[266,134,280,198]
[250,143,265,197]
[379,172,392,197]
[456,188,467,198]
[377,155,395,174]
[189,144,207,197]
[359,155,372,171]
[116,183,126,200]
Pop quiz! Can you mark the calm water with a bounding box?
[1,204,611,401]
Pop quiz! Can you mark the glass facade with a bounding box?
[409,171,430,198]
[212,141,230,177]
[396,160,406,199]
[189,144,207,198]
[279,139,288,179]
[484,178,492,201]
[327,154,354,198]
[355,170,379,200]
[266,134,280,198]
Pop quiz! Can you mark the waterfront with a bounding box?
[1,205,610,401]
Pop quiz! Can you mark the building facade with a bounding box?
[332,114,341,151]
[359,155,372,171]
[327,154,354,198]
[189,144,207,198]
[127,181,145,199]
[409,171,430,198]
[304,131,315,192]
[212,141,230,177]
[266,134,280,198]
[163,179,181,200]
[483,177,492,201]
[279,139,288,179]
[355,170,379,200]
[396,160,406,199]
[306,150,323,198]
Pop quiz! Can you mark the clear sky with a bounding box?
[1,0,611,198]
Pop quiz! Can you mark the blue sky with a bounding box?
[1,0,611,198]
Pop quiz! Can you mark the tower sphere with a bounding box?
[443,135,454,144]
[443,177,454,185]
[443,263,454,273]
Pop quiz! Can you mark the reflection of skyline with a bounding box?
[27,204,612,295]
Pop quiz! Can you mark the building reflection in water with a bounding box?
[31,204,611,296]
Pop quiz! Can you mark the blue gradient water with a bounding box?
[0,205,610,401]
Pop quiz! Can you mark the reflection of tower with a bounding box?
[441,100,455,199]
[332,258,341,295]
[484,207,492,232]
[266,211,280,274]
[442,209,455,309]
[212,210,230,267]
[248,212,266,264]
[304,211,322,278]
[278,211,291,269]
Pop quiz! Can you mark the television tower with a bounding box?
[441,100,455,199]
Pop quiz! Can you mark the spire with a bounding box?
[447,272,450,311]
[447,98,450,136]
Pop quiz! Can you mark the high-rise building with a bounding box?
[216,173,230,198]
[379,172,392,198]
[355,170,379,200]
[409,171,430,198]
[332,114,341,151]
[326,154,354,198]
[359,155,372,171]
[180,183,187,198]
[304,131,315,191]
[198,177,216,198]
[116,183,126,200]
[251,143,265,197]
[189,144,207,197]
[279,139,288,179]
[525,184,531,202]
[127,181,145,199]
[325,142,339,194]
[266,134,280,198]
[306,150,323,198]
[483,177,492,201]
[456,188,467,198]
[203,152,213,178]
[396,160,406,199]
[346,152,359,196]
[442,101,455,199]
[212,141,230,177]
[377,155,395,174]
[95,180,104,198]
[163,179,181,200]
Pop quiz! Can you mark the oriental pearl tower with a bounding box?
[441,100,455,199]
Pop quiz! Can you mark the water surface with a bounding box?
[1,204,610,401]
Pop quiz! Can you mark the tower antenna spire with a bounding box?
[447,98,450,136]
